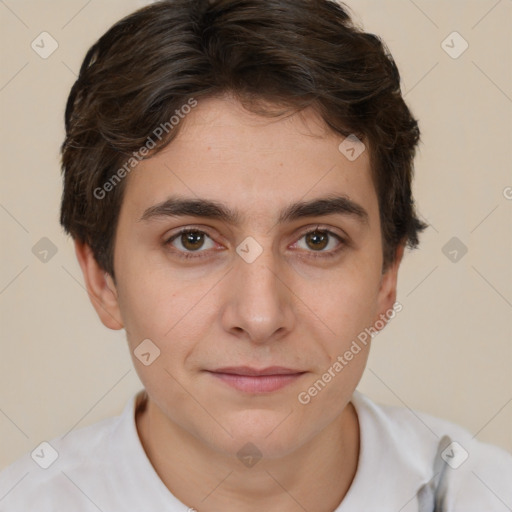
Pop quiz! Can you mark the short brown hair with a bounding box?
[60,0,427,277]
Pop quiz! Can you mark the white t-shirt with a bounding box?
[1,390,511,511]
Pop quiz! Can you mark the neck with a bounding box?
[136,395,360,512]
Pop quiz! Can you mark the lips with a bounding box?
[207,366,306,393]
[212,366,303,376]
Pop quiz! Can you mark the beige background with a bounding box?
[1,0,511,469]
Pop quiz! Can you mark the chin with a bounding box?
[207,408,310,460]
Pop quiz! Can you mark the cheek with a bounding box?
[116,273,205,406]
[115,266,224,392]
[117,277,167,340]
[294,274,377,417]
[115,265,195,348]
[297,260,381,347]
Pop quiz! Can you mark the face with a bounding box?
[79,95,402,459]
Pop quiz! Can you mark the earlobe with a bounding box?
[74,240,124,330]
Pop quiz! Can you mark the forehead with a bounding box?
[121,96,378,226]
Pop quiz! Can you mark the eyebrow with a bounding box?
[139,195,369,226]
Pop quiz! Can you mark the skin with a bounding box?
[75,94,404,511]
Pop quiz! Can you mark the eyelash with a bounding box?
[164,226,347,261]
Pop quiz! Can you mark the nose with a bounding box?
[220,243,296,344]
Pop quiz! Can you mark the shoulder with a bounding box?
[352,392,512,511]
[0,396,136,512]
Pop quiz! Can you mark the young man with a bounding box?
[1,0,511,510]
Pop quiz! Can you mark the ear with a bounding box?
[372,243,405,332]
[74,240,124,330]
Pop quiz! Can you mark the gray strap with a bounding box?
[417,435,452,512]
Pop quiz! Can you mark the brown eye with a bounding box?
[180,231,205,251]
[166,229,216,255]
[293,228,345,257]
[305,230,329,251]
